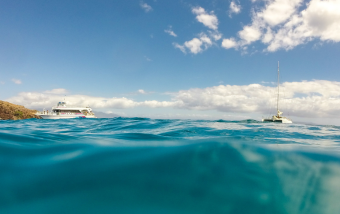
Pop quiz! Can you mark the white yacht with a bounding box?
[262,62,292,124]
[36,101,97,119]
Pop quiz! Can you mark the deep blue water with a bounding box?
[1,118,340,214]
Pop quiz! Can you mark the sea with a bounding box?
[1,117,340,214]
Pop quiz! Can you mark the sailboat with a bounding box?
[262,62,292,123]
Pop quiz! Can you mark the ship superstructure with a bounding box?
[36,101,96,119]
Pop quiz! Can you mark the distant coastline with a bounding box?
[0,101,41,120]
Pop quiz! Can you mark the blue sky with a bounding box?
[1,0,340,124]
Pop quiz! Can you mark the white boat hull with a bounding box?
[38,114,97,119]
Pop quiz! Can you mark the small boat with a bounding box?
[36,101,97,119]
[262,62,292,124]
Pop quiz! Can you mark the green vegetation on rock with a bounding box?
[14,110,23,119]
[0,101,41,120]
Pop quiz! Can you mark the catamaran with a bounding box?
[262,62,292,123]
[36,101,97,119]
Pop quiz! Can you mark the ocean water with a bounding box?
[1,118,340,214]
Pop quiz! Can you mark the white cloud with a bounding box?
[238,25,262,44]
[223,0,340,52]
[229,1,242,17]
[173,42,186,53]
[172,6,222,54]
[173,33,213,54]
[222,38,238,49]
[262,27,274,44]
[44,88,68,94]
[140,1,152,13]
[192,7,219,30]
[7,80,340,119]
[184,38,203,54]
[12,79,22,84]
[164,26,177,37]
[198,33,212,46]
[258,0,303,26]
[305,0,340,41]
[138,89,146,94]
[182,33,212,54]
[208,30,222,41]
[265,0,340,52]
[6,91,175,110]
[0,81,5,85]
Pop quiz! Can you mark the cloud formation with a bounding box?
[140,1,152,13]
[164,26,177,37]
[192,7,219,30]
[173,6,222,54]
[172,80,340,118]
[222,0,340,52]
[7,80,340,118]
[11,79,22,84]
[172,43,186,53]
[173,33,213,54]
[7,91,175,110]
[229,1,242,17]
[138,89,146,94]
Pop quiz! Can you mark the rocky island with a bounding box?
[0,101,41,120]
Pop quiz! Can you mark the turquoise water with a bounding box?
[1,118,340,214]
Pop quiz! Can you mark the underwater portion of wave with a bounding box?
[1,118,340,214]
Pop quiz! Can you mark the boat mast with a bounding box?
[277,61,280,114]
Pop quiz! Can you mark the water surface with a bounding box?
[1,118,340,214]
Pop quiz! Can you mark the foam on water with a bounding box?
[1,118,340,214]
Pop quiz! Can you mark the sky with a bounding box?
[1,0,340,124]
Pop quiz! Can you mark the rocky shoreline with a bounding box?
[0,101,41,120]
